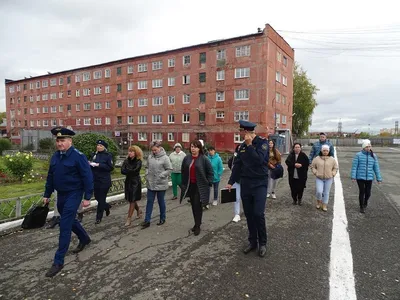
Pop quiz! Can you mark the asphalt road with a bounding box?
[0,147,399,300]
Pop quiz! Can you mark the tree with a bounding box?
[39,137,56,151]
[359,132,370,139]
[0,138,12,155]
[73,133,118,165]
[292,63,318,136]
[0,112,6,124]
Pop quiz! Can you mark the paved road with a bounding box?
[0,147,399,300]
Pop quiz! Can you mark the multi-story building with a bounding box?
[5,23,294,151]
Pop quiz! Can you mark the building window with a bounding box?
[43,120,49,127]
[127,116,134,124]
[93,70,102,79]
[67,76,71,84]
[276,92,281,103]
[282,76,288,86]
[50,93,57,100]
[59,105,63,112]
[105,117,111,125]
[59,92,64,98]
[36,95,40,102]
[105,69,111,78]
[67,90,71,97]
[216,70,225,81]
[138,132,147,141]
[183,55,191,65]
[105,101,111,109]
[30,82,34,89]
[234,133,242,143]
[75,119,81,126]
[152,79,163,88]
[51,119,57,126]
[199,112,205,122]
[138,115,147,124]
[59,78,63,85]
[127,82,134,91]
[199,93,206,103]
[50,79,57,86]
[138,63,147,72]
[117,67,122,75]
[234,89,250,100]
[67,104,71,111]
[282,115,287,124]
[117,84,122,92]
[95,118,102,125]
[117,116,122,125]
[138,81,147,90]
[30,120,34,127]
[235,67,250,78]
[276,71,281,82]
[76,90,80,97]
[152,61,163,70]
[29,96,33,102]
[277,52,282,62]
[236,45,251,57]
[183,75,190,85]
[153,96,163,106]
[51,106,57,113]
[216,91,225,101]
[105,86,110,93]
[42,94,48,101]
[94,87,102,95]
[117,100,122,108]
[76,104,80,111]
[234,111,249,121]
[182,113,190,123]
[282,95,287,105]
[167,133,174,142]
[168,96,175,105]
[138,98,148,107]
[84,103,91,111]
[216,49,226,60]
[127,65,134,74]
[168,77,175,86]
[37,120,41,127]
[275,113,281,124]
[83,88,90,96]
[42,80,48,88]
[199,52,206,63]
[59,119,64,126]
[84,118,91,125]
[9,86,15,93]
[168,58,175,67]
[216,111,225,119]
[168,114,175,123]
[83,72,90,81]
[29,108,33,115]
[75,75,81,83]
[152,115,162,124]
[127,99,134,107]
[182,133,190,142]
[36,81,40,89]
[183,94,190,104]
[94,102,102,110]
[283,56,288,66]
[23,83,27,90]
[152,132,162,141]
[199,72,206,82]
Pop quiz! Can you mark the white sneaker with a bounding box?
[267,193,271,198]
[212,200,218,206]
[271,193,277,199]
[232,215,241,222]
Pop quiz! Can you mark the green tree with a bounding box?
[292,63,318,136]
[73,133,118,165]
[39,137,56,151]
[0,138,12,155]
[359,132,370,139]
[0,112,6,124]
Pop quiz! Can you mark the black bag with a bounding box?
[21,203,49,229]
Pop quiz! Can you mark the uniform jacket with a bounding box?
[228,136,269,187]
[311,155,338,179]
[180,154,214,204]
[285,151,309,181]
[44,146,93,199]
[309,140,334,164]
[146,147,173,191]
[90,150,113,188]
[351,150,382,181]
[121,157,142,201]
[207,153,224,183]
[169,150,187,173]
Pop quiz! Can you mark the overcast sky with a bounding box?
[1,0,399,134]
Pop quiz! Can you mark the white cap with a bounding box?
[362,139,371,149]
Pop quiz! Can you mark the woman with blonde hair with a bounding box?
[121,145,144,226]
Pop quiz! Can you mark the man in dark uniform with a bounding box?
[227,120,269,257]
[43,127,93,277]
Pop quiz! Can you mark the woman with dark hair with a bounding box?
[267,140,282,199]
[121,145,143,226]
[285,143,309,205]
[180,140,214,236]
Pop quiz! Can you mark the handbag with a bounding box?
[271,164,284,179]
[21,203,49,229]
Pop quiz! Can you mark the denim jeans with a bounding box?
[315,178,333,204]
[145,189,166,223]
[211,181,220,200]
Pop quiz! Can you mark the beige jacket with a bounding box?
[311,156,338,179]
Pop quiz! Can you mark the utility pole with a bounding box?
[395,121,399,135]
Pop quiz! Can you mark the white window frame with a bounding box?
[216,111,225,119]
[183,94,190,104]
[183,75,190,85]
[75,75,81,83]
[36,81,40,89]
[29,96,33,102]
[59,92,63,98]
[95,117,102,125]
[127,82,134,91]
[51,106,57,113]
[283,56,288,66]
[127,65,134,74]
[50,93,57,100]
[168,77,175,86]
[42,94,48,101]
[43,120,49,127]
[234,133,243,143]
[42,80,48,88]
[235,67,250,78]
[138,115,147,124]
[152,61,163,71]
[29,108,34,115]
[216,70,225,81]
[138,132,147,141]
[236,45,251,57]
[105,117,111,125]
[216,49,226,60]
[138,81,147,90]
[168,133,174,142]
[30,82,34,89]
[50,79,57,86]
[275,113,281,124]
[94,87,102,95]
[182,113,190,123]
[234,89,250,100]
[84,103,91,111]
[76,104,80,111]
[51,119,57,126]
[93,70,102,79]
[152,79,163,88]
[59,77,64,85]
[138,63,148,72]
[94,102,102,110]
[183,55,191,65]
[138,98,148,107]
[59,105,63,112]
[30,120,34,127]
[168,96,175,105]
[76,119,81,126]
[276,71,281,82]
[168,114,175,124]
[127,99,134,108]
[234,111,249,121]
[282,95,287,105]
[76,90,80,97]
[37,120,41,127]
[182,133,190,143]
[276,92,281,103]
[216,91,225,102]
[282,75,288,86]
[84,118,91,125]
[83,88,90,96]
[152,132,162,141]
[127,116,134,124]
[152,96,163,106]
[83,72,91,81]
[105,86,110,94]
[152,115,162,124]
[105,69,111,78]
[36,95,40,102]
[282,115,287,124]
[277,52,282,62]
[168,58,175,67]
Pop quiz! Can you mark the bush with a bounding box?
[0,138,12,156]
[161,141,172,152]
[4,152,34,182]
[73,133,118,164]
[39,137,56,151]
[23,143,35,151]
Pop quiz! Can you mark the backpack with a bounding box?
[21,203,49,229]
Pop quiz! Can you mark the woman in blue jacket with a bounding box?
[351,139,382,213]
[207,146,223,206]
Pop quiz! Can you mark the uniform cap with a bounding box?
[239,120,257,131]
[51,126,75,139]
[96,139,108,149]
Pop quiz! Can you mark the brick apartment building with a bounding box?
[5,23,294,151]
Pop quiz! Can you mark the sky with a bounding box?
[0,0,399,134]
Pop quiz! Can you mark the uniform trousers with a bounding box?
[94,187,110,220]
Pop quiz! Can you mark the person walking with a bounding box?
[227,120,269,257]
[227,144,242,222]
[267,140,281,199]
[207,146,223,206]
[121,145,144,226]
[42,127,93,277]
[89,140,113,224]
[169,143,186,200]
[141,141,172,229]
[311,144,338,212]
[309,132,334,164]
[180,140,214,236]
[46,192,85,228]
[285,143,309,205]
[351,139,382,213]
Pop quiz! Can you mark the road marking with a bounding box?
[389,148,400,151]
[329,149,357,300]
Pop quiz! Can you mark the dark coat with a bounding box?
[285,151,309,184]
[90,150,113,188]
[121,157,142,202]
[180,154,214,204]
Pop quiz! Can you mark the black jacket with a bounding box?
[121,157,142,202]
[90,151,113,188]
[285,151,309,182]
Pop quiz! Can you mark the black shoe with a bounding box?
[292,200,297,205]
[141,221,150,229]
[364,202,368,208]
[259,245,267,257]
[95,219,101,224]
[46,216,60,229]
[360,207,365,214]
[243,244,257,254]
[193,226,201,236]
[45,264,64,277]
[157,220,165,226]
[72,239,91,254]
[191,226,196,232]
[105,206,111,217]
[77,213,84,222]
[298,199,302,206]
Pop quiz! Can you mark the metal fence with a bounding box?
[295,138,400,147]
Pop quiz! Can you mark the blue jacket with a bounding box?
[90,150,114,188]
[207,152,224,183]
[351,150,382,182]
[44,146,94,199]
[309,140,334,164]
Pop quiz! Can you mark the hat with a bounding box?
[96,139,108,149]
[321,144,330,151]
[51,126,75,139]
[239,120,256,131]
[319,132,327,136]
[173,143,182,150]
[362,139,371,149]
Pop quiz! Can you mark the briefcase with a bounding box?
[21,203,49,229]
[220,188,237,204]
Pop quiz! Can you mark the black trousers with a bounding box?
[356,180,372,208]
[289,177,305,202]
[94,187,110,220]
[189,183,202,228]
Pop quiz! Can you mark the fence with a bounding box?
[295,137,400,147]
